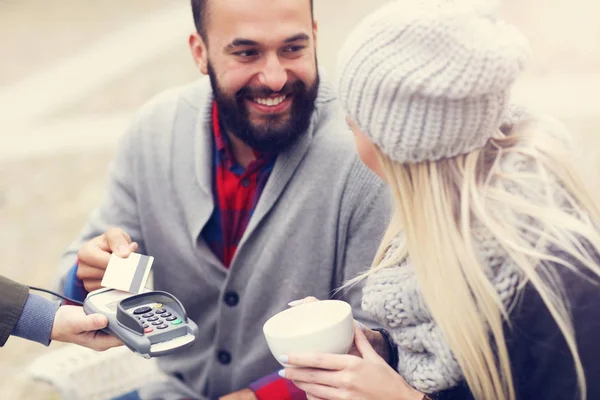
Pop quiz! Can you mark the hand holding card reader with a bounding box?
[84,288,199,358]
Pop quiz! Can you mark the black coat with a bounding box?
[0,276,29,346]
[434,256,600,400]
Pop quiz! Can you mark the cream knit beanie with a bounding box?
[336,0,530,163]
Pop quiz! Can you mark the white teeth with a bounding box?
[254,95,286,106]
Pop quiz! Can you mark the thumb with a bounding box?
[288,296,319,307]
[105,228,133,257]
[353,322,380,361]
[78,314,109,332]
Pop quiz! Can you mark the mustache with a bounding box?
[235,80,305,100]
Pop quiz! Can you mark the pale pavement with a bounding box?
[0,0,598,398]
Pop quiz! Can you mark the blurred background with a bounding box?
[0,0,598,398]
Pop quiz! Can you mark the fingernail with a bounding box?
[287,300,302,307]
[278,369,286,378]
[118,245,129,256]
[278,355,289,363]
[94,315,107,327]
[355,320,365,330]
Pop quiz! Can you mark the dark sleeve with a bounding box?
[0,275,29,346]
[432,259,600,400]
[507,262,600,400]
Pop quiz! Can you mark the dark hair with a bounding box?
[191,0,314,41]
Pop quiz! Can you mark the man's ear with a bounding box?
[189,32,208,75]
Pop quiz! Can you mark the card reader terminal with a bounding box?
[83,288,199,358]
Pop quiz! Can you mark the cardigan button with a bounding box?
[217,350,232,365]
[224,291,239,307]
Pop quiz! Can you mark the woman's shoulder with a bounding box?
[506,249,600,399]
[510,246,600,324]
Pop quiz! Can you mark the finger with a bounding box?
[353,322,380,361]
[283,353,356,371]
[59,310,103,335]
[306,395,327,400]
[83,279,103,292]
[282,367,339,387]
[292,381,344,400]
[77,240,112,270]
[288,296,319,307]
[76,263,106,280]
[88,332,124,351]
[129,242,139,252]
[354,320,367,332]
[104,228,133,257]
[74,315,122,351]
[76,313,109,332]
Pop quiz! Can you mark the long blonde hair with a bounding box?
[358,117,600,400]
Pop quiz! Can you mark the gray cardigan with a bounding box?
[58,78,390,398]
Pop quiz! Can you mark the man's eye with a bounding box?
[234,50,258,58]
[283,45,305,53]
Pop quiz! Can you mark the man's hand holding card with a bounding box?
[76,228,139,292]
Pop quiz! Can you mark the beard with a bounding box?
[207,62,319,154]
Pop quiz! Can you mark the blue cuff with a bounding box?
[64,263,88,302]
[12,293,61,346]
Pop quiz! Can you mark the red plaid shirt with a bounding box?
[202,102,306,400]
[202,102,275,268]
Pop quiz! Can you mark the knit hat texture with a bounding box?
[336,0,530,163]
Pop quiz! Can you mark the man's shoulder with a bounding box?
[128,77,210,132]
[117,78,211,163]
[311,96,354,147]
[306,100,386,193]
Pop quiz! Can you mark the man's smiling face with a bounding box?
[190,0,319,153]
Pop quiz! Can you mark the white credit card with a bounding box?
[101,252,154,294]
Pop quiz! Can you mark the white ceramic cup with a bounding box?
[263,300,355,366]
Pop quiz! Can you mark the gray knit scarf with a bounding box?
[361,225,523,393]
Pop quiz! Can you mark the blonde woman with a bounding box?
[277,1,600,399]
